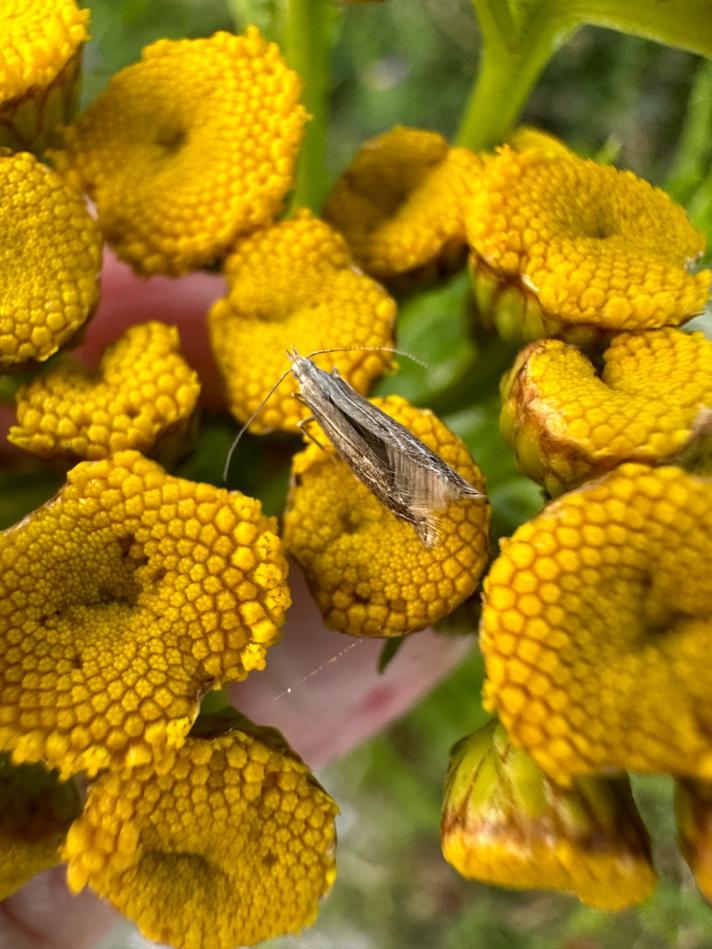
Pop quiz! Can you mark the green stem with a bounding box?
[666,60,712,203]
[284,0,332,212]
[456,1,577,150]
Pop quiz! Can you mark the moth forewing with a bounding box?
[287,348,487,548]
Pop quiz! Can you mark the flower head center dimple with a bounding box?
[155,127,187,154]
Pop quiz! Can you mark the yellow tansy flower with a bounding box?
[209,211,396,434]
[53,28,306,276]
[9,322,201,461]
[442,721,656,910]
[676,778,712,902]
[500,330,712,496]
[0,755,80,900]
[0,0,89,153]
[480,464,712,785]
[283,395,490,637]
[64,724,338,949]
[0,149,102,369]
[324,126,482,282]
[508,126,571,157]
[0,451,290,778]
[467,147,711,345]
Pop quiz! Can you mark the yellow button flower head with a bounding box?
[54,28,306,276]
[0,756,80,900]
[64,723,338,949]
[283,395,490,636]
[481,464,712,785]
[209,211,396,433]
[0,0,89,153]
[9,322,201,461]
[442,721,656,910]
[325,127,482,282]
[508,125,571,158]
[500,330,712,496]
[676,778,712,902]
[467,147,711,345]
[0,149,102,369]
[0,451,290,778]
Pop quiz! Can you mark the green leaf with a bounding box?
[374,271,478,407]
[377,636,405,673]
[574,0,712,57]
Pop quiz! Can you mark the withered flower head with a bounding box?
[442,721,656,910]
[64,719,338,949]
[481,464,712,785]
[467,146,711,345]
[500,329,712,495]
[209,211,396,434]
[0,0,89,152]
[325,126,482,282]
[0,149,102,369]
[53,28,306,275]
[0,451,290,778]
[283,395,490,636]
[10,321,201,461]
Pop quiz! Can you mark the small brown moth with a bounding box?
[224,347,487,548]
[287,349,486,548]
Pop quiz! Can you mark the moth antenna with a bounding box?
[222,365,295,482]
[305,345,429,371]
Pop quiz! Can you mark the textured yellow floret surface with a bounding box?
[325,127,482,280]
[0,756,80,900]
[64,729,338,949]
[676,778,712,903]
[54,28,305,275]
[0,149,102,368]
[0,0,89,103]
[500,330,712,496]
[210,212,396,433]
[481,464,712,784]
[10,322,201,460]
[467,147,710,335]
[283,395,490,637]
[442,722,655,910]
[0,451,290,778]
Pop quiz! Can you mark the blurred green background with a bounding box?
[3,0,712,946]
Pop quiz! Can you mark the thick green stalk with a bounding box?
[284,0,332,211]
[456,1,576,150]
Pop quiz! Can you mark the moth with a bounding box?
[286,348,487,548]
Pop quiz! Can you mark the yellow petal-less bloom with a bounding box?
[9,322,201,461]
[0,756,80,900]
[481,464,712,785]
[64,725,338,949]
[0,149,102,369]
[283,395,490,636]
[209,212,396,433]
[675,778,712,902]
[0,0,89,153]
[500,330,712,496]
[0,451,290,778]
[324,127,482,282]
[442,721,656,910]
[507,126,571,158]
[53,28,306,276]
[467,147,711,345]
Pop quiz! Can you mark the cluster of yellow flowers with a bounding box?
[0,3,490,946]
[439,137,712,906]
[1,0,711,943]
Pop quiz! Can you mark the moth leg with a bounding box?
[298,416,330,454]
